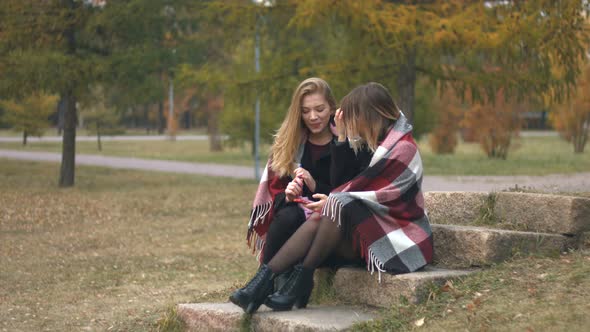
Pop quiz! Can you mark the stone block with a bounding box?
[177,302,375,332]
[432,224,573,268]
[424,191,490,225]
[332,266,474,308]
[494,192,590,234]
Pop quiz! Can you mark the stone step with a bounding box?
[493,192,590,235]
[330,265,475,308]
[432,224,574,268]
[177,302,375,332]
[425,191,590,235]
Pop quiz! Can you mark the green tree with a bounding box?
[0,0,112,186]
[0,92,58,145]
[79,86,121,151]
[0,0,191,186]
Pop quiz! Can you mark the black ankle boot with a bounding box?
[229,264,274,314]
[265,264,314,311]
[274,267,293,292]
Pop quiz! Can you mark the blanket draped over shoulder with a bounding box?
[246,143,305,260]
[321,114,433,280]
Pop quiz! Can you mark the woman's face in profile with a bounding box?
[300,93,332,136]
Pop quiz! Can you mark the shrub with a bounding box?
[549,64,590,154]
[460,89,526,159]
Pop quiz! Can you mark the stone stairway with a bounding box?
[177,192,590,331]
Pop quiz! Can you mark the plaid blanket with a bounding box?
[321,114,433,280]
[246,143,306,259]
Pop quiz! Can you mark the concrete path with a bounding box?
[1,149,588,193]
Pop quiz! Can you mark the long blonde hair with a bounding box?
[340,82,400,152]
[270,78,337,177]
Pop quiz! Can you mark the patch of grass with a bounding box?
[238,314,254,332]
[473,193,498,227]
[310,268,338,305]
[0,128,208,137]
[0,160,259,331]
[2,160,589,331]
[155,306,185,332]
[352,251,590,331]
[419,135,590,175]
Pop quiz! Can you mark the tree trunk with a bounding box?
[157,101,165,134]
[144,104,150,133]
[207,96,223,152]
[59,0,77,187]
[57,98,65,136]
[97,123,102,151]
[208,111,222,152]
[396,52,417,124]
[22,131,28,146]
[573,119,588,154]
[59,92,76,187]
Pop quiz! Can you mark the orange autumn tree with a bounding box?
[461,89,527,159]
[550,63,590,153]
[429,86,463,154]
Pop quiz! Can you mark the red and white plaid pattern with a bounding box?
[321,114,433,280]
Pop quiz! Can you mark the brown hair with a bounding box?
[339,82,400,152]
[270,77,337,177]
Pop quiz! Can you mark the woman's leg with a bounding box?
[262,205,306,264]
[267,213,321,274]
[265,215,352,311]
[301,216,348,269]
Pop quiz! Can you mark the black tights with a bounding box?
[267,212,360,274]
[262,204,306,264]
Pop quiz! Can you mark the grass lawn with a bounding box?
[0,160,259,331]
[0,128,208,137]
[1,134,589,175]
[1,160,589,331]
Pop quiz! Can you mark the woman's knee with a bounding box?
[273,206,305,229]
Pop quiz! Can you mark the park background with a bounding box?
[1,0,589,331]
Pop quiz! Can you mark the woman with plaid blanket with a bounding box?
[230,77,345,313]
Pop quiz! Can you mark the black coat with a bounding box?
[273,140,334,211]
[330,140,373,188]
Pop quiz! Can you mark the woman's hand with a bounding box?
[284,176,303,202]
[334,108,345,142]
[294,167,316,193]
[305,193,328,212]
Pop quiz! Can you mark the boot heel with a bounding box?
[246,281,273,314]
[266,265,314,311]
[246,298,263,314]
[294,290,311,309]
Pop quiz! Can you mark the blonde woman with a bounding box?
[230,77,339,314]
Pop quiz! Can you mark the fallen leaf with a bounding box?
[441,280,455,292]
[414,317,425,327]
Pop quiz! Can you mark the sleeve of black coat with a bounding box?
[313,180,332,196]
[330,140,362,187]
